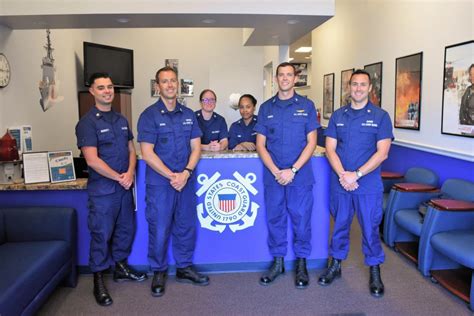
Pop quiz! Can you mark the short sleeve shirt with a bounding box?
[325,102,394,194]
[138,99,202,185]
[195,110,229,145]
[228,116,258,149]
[254,93,320,186]
[75,107,133,196]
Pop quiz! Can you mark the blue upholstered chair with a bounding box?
[417,188,474,311]
[382,167,439,213]
[383,168,439,243]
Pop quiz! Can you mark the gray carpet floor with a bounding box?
[39,221,472,315]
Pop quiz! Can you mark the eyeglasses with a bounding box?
[201,98,216,104]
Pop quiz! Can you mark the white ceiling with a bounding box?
[0,0,334,46]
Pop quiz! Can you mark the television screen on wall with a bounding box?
[83,42,134,89]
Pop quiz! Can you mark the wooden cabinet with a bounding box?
[78,90,132,123]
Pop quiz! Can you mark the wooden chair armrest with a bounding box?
[393,182,439,192]
[429,199,474,211]
[381,171,404,179]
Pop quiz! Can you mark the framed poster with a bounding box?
[292,63,308,87]
[340,68,354,107]
[165,59,179,75]
[48,150,76,183]
[180,79,194,97]
[441,40,474,137]
[150,79,160,97]
[394,52,423,130]
[323,73,335,119]
[364,62,383,107]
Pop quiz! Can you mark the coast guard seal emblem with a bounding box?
[196,171,259,233]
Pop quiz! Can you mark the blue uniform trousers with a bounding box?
[145,182,197,271]
[329,192,385,266]
[264,185,313,258]
[88,188,135,272]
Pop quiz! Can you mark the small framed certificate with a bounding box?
[48,150,76,183]
[23,152,50,184]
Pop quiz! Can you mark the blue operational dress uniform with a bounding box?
[195,110,228,144]
[254,94,320,258]
[75,107,135,273]
[325,102,393,266]
[228,115,258,150]
[138,99,202,272]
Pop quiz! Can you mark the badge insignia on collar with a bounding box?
[159,123,166,126]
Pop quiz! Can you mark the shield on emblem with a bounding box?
[218,194,236,213]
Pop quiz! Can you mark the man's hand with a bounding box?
[118,170,134,190]
[233,142,256,151]
[274,168,295,186]
[339,171,359,191]
[170,171,189,191]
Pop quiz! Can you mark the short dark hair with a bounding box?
[350,69,371,83]
[155,66,178,81]
[276,62,297,76]
[239,94,257,107]
[199,89,217,101]
[89,72,112,86]
[469,64,474,73]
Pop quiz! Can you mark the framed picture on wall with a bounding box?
[441,40,474,138]
[364,62,383,107]
[150,79,160,97]
[292,63,308,87]
[394,52,423,130]
[165,59,179,75]
[180,79,194,97]
[340,68,354,107]
[323,73,335,119]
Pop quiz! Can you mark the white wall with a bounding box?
[0,25,13,133]
[1,28,264,155]
[310,0,473,158]
[1,29,91,153]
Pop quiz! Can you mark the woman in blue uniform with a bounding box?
[228,94,258,151]
[195,89,229,151]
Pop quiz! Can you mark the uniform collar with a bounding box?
[271,92,302,106]
[238,115,257,126]
[342,101,376,117]
[90,106,119,122]
[196,110,217,121]
[156,98,183,115]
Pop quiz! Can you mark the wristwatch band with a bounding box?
[291,166,299,174]
[184,167,193,175]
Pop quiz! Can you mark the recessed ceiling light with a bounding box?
[202,19,216,24]
[116,18,130,23]
[295,47,312,53]
[287,19,300,25]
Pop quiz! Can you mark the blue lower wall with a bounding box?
[382,144,474,185]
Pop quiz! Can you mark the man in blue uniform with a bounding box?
[318,69,393,298]
[255,62,319,289]
[229,94,258,151]
[195,89,229,151]
[138,66,209,298]
[75,73,147,307]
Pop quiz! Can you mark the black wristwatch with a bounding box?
[184,167,193,176]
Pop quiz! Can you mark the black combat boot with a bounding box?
[295,257,309,289]
[93,272,113,306]
[113,260,148,282]
[259,257,285,286]
[317,258,342,286]
[369,265,385,297]
[176,266,210,286]
[151,271,167,297]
